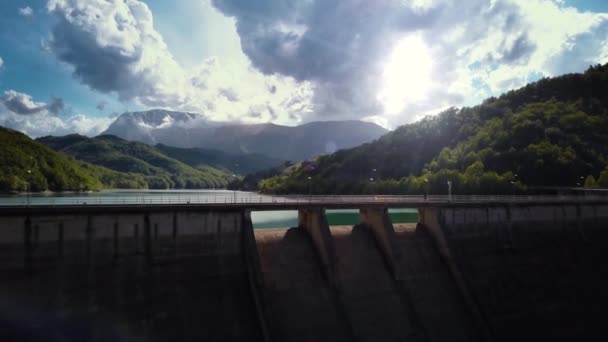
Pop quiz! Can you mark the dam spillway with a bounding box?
[0,198,607,342]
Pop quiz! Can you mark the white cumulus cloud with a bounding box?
[37,0,608,129]
[0,90,112,137]
[19,6,34,16]
[46,0,313,125]
[211,0,608,126]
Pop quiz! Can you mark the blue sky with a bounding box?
[0,0,607,137]
[564,0,608,12]
[0,0,127,115]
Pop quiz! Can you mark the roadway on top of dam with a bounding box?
[1,194,608,216]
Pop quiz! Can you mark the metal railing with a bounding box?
[1,193,607,207]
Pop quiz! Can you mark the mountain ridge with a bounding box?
[255,64,608,194]
[102,112,388,161]
[36,135,278,189]
[0,126,149,192]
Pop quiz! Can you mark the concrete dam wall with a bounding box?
[0,202,606,341]
[418,204,608,341]
[0,211,264,342]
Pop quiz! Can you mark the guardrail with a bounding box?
[2,193,607,207]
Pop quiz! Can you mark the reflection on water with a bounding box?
[252,209,418,229]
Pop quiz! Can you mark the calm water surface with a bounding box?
[0,190,418,228]
[252,209,418,229]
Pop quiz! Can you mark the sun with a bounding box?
[377,33,433,114]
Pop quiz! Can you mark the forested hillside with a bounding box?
[258,64,608,194]
[0,128,259,193]
[0,127,144,192]
[154,144,281,175]
[38,135,233,189]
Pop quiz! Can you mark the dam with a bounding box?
[0,196,606,342]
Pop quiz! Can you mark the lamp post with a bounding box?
[307,176,312,198]
[447,180,452,202]
[232,174,238,203]
[307,176,312,196]
[371,168,377,191]
[510,181,516,199]
[422,168,431,199]
[26,169,31,207]
[232,162,240,203]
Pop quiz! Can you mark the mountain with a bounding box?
[256,64,608,194]
[154,144,281,175]
[204,121,389,161]
[0,127,146,192]
[101,109,207,146]
[37,134,237,189]
[39,133,280,181]
[102,110,388,161]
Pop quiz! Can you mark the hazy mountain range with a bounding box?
[0,108,389,192]
[102,111,388,161]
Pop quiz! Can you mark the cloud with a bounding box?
[41,0,608,128]
[188,57,314,123]
[211,0,438,120]
[96,100,107,111]
[211,0,504,122]
[0,90,112,137]
[45,0,312,125]
[19,6,34,17]
[418,0,608,112]
[0,56,3,68]
[500,33,536,65]
[47,0,190,105]
[1,91,64,116]
[211,0,608,125]
[446,1,608,98]
[218,87,239,102]
[0,111,113,138]
[1,90,50,115]
[65,114,114,136]
[47,97,64,114]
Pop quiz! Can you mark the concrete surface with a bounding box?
[0,211,263,342]
[255,228,351,342]
[419,204,608,342]
[0,200,607,342]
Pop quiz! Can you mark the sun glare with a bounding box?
[378,33,433,114]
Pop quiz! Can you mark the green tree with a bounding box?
[585,175,597,188]
[598,168,608,188]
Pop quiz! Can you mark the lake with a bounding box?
[0,189,418,228]
[251,209,418,228]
